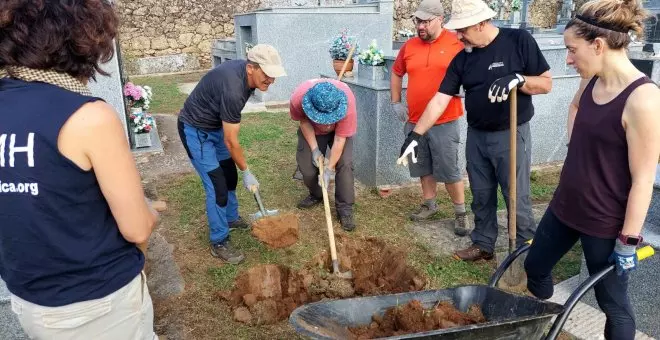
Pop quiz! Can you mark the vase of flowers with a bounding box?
[129,112,155,148]
[123,82,153,113]
[394,29,414,50]
[357,39,386,81]
[329,28,360,76]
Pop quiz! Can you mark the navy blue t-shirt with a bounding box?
[0,79,144,307]
[178,59,255,130]
[439,28,551,131]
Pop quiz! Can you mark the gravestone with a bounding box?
[629,0,660,83]
[233,0,394,102]
[555,0,574,33]
[88,39,129,141]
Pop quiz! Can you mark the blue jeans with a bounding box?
[177,120,239,244]
[525,208,635,340]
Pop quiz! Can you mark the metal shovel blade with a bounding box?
[250,209,280,221]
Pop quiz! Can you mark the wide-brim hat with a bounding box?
[444,0,497,30]
[302,81,347,125]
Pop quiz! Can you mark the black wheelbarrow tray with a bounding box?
[289,243,655,340]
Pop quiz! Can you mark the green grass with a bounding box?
[553,243,584,282]
[208,265,239,291]
[130,71,206,114]
[425,257,493,288]
[154,110,579,339]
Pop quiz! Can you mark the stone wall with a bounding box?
[117,0,563,75]
[393,0,564,36]
[116,0,261,71]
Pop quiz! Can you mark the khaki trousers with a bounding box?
[11,272,156,340]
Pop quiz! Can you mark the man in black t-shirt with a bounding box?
[177,44,286,264]
[398,0,552,262]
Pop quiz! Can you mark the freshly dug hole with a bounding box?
[217,236,427,325]
[348,300,487,339]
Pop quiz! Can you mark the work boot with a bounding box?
[453,244,493,261]
[229,216,250,231]
[210,239,245,264]
[410,202,438,221]
[297,194,322,209]
[338,213,356,232]
[454,212,469,237]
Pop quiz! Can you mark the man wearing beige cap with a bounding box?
[390,0,469,236]
[398,0,552,261]
[177,44,286,264]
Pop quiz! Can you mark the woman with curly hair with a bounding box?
[0,1,159,339]
[524,0,660,339]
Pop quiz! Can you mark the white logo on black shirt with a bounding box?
[0,133,39,196]
[488,62,505,70]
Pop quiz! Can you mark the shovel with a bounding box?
[495,87,527,289]
[318,157,353,280]
[249,185,279,221]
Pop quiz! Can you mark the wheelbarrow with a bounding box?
[289,242,655,340]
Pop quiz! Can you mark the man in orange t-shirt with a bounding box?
[390,0,468,236]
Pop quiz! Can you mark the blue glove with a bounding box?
[608,238,638,276]
[488,73,525,103]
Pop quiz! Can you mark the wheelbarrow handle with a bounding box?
[545,245,655,340]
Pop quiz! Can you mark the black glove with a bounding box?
[488,73,525,103]
[397,131,422,166]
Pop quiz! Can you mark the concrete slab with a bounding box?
[549,275,656,340]
[575,251,660,339]
[0,278,28,339]
[409,203,549,257]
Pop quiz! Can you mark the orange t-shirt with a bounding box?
[392,30,464,125]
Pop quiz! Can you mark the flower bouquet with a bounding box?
[123,82,153,113]
[129,112,155,148]
[357,39,385,66]
[329,28,360,76]
[357,39,387,81]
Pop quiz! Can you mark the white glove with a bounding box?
[488,73,525,103]
[242,168,260,192]
[390,102,408,123]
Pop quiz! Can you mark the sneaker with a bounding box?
[453,244,493,261]
[410,202,438,221]
[229,217,250,231]
[210,240,245,264]
[338,213,356,232]
[297,194,322,209]
[454,212,469,237]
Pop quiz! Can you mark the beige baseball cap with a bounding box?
[412,0,444,21]
[444,0,497,30]
[247,44,287,78]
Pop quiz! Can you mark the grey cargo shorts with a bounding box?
[404,120,462,183]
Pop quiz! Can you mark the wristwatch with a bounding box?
[618,233,643,246]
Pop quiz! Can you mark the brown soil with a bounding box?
[349,300,486,339]
[217,235,427,325]
[251,213,299,248]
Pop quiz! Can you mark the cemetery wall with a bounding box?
[116,0,261,71]
[116,0,562,74]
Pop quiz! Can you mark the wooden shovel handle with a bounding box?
[319,158,339,267]
[337,44,357,82]
[509,88,517,254]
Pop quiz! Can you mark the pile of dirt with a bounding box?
[251,213,299,248]
[217,236,427,325]
[349,300,487,339]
